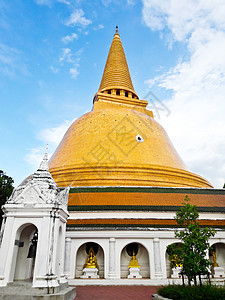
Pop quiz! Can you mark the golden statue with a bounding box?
[212,251,219,267]
[84,247,99,269]
[171,254,182,268]
[129,251,140,268]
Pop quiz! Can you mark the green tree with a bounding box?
[170,195,215,286]
[0,170,14,227]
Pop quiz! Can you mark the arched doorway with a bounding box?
[166,242,183,278]
[75,242,104,278]
[210,243,225,271]
[13,224,38,281]
[120,242,150,278]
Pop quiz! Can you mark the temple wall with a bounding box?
[65,229,225,282]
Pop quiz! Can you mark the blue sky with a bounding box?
[1,0,225,188]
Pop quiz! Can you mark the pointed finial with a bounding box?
[98,26,138,99]
[38,144,49,171]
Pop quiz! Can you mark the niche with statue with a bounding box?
[127,243,142,278]
[80,242,100,279]
[166,242,183,279]
[210,244,225,278]
[120,242,150,278]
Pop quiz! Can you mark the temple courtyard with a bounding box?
[75,285,159,300]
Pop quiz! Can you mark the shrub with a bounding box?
[158,285,225,300]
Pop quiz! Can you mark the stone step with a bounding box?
[0,286,76,299]
[0,282,69,295]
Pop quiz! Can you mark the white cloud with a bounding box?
[50,65,59,73]
[93,24,104,30]
[127,0,135,5]
[74,48,83,56]
[0,43,28,77]
[101,0,112,6]
[142,1,225,42]
[57,0,70,4]
[59,48,81,78]
[59,48,82,63]
[61,33,78,43]
[25,120,74,170]
[142,0,225,188]
[69,66,79,79]
[65,9,92,27]
[39,120,73,146]
[36,0,70,6]
[35,0,52,6]
[59,48,71,62]
[25,146,50,169]
[102,0,130,6]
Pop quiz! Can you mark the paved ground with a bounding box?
[74,286,160,300]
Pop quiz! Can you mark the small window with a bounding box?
[116,90,120,95]
[108,90,111,94]
[136,134,144,143]
[125,91,128,97]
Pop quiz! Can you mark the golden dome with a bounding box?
[49,30,212,189]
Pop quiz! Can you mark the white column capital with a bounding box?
[153,238,160,243]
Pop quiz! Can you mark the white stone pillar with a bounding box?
[0,215,6,247]
[108,238,116,279]
[52,215,60,277]
[64,238,72,277]
[0,216,14,286]
[59,223,67,283]
[153,238,163,278]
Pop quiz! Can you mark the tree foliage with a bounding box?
[168,195,215,286]
[0,170,14,226]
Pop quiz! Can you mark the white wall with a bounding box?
[65,229,225,281]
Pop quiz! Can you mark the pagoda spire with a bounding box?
[98,27,139,99]
[38,145,49,171]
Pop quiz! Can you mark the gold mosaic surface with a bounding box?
[49,31,212,189]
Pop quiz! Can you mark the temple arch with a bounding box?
[75,242,104,278]
[12,223,38,282]
[210,242,225,271]
[165,242,183,278]
[120,242,150,278]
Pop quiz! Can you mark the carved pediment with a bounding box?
[4,150,70,213]
[14,185,47,205]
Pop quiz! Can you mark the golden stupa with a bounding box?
[49,29,212,189]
